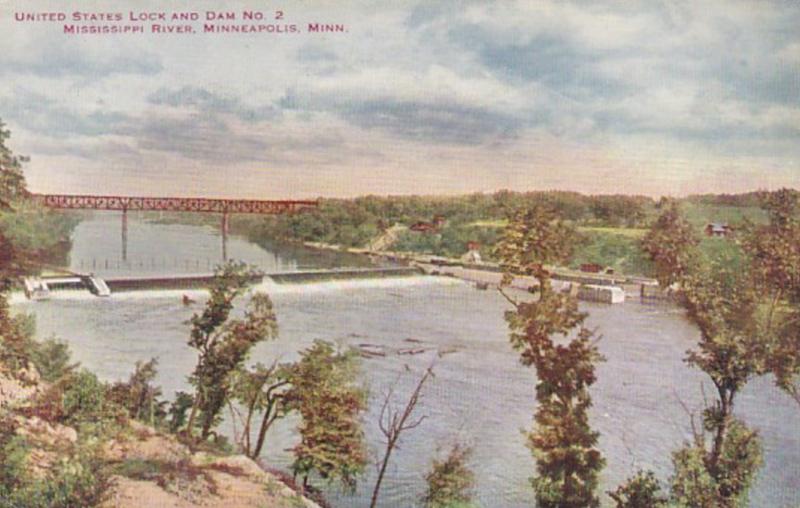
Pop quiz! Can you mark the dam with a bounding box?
[22,267,423,299]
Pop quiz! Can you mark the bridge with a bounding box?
[33,194,318,261]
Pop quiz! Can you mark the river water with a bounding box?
[12,214,800,507]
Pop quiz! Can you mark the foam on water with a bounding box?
[252,274,464,295]
[9,275,465,304]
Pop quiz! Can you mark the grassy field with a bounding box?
[577,226,648,238]
[680,202,766,228]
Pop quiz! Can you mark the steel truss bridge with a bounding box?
[33,194,318,261]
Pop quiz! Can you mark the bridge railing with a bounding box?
[32,194,319,213]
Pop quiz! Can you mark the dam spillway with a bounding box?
[22,266,423,299]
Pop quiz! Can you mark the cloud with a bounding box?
[0,41,162,78]
[0,88,133,138]
[280,88,523,144]
[148,86,278,123]
[135,114,269,163]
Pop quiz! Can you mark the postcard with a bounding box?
[0,1,798,507]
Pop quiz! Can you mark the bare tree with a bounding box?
[369,365,434,508]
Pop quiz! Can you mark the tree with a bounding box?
[185,262,276,440]
[284,340,367,492]
[743,188,800,404]
[608,470,668,508]
[107,358,166,426]
[0,119,28,206]
[370,366,433,508]
[228,361,291,459]
[422,443,475,508]
[643,205,766,506]
[494,206,604,508]
[670,418,762,508]
[641,200,699,288]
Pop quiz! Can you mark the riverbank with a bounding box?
[0,360,322,508]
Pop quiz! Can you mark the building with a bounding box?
[462,241,482,264]
[410,222,437,233]
[705,222,733,237]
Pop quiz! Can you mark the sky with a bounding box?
[0,0,798,199]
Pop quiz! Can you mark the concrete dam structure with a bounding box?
[21,267,422,299]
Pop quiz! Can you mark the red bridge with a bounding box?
[34,194,318,214]
[32,194,318,261]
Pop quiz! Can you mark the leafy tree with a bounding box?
[0,296,38,372]
[284,340,367,492]
[29,337,77,383]
[643,205,767,506]
[228,361,291,458]
[107,358,167,426]
[671,419,762,508]
[743,188,800,404]
[0,119,77,273]
[185,261,277,440]
[167,391,194,433]
[495,205,578,285]
[608,470,668,508]
[495,206,604,508]
[0,120,28,205]
[422,444,476,508]
[641,200,699,287]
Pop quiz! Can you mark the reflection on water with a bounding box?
[65,213,372,277]
[14,216,800,507]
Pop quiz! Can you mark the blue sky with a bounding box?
[1,0,798,198]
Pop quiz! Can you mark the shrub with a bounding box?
[0,447,109,508]
[29,337,76,383]
[608,470,668,508]
[107,358,167,426]
[422,444,475,508]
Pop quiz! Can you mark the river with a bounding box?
[12,214,800,507]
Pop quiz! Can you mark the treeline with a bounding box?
[236,191,654,248]
[234,189,772,278]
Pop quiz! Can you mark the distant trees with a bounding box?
[495,205,604,508]
[241,191,656,254]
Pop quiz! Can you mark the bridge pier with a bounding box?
[221,211,229,261]
[121,208,128,262]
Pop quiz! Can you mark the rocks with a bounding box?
[103,429,190,464]
[101,425,321,508]
[0,370,39,408]
[15,415,78,447]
